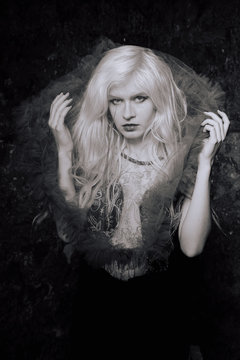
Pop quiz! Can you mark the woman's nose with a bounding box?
[123,101,136,120]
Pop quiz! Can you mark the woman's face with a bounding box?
[108,80,156,144]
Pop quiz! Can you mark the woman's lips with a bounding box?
[123,124,139,131]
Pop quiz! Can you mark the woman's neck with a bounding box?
[124,139,153,162]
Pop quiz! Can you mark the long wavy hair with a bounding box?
[71,45,187,213]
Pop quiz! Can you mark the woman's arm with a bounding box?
[57,149,76,202]
[178,160,211,257]
[178,110,230,257]
[48,92,76,202]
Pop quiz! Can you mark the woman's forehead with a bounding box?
[109,79,147,98]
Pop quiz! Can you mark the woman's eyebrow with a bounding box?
[132,92,148,97]
[108,94,122,98]
[108,92,147,99]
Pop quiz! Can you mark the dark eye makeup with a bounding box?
[109,95,148,105]
[110,98,122,105]
[134,95,148,103]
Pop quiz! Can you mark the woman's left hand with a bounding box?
[199,110,230,164]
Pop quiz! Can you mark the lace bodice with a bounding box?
[110,157,159,249]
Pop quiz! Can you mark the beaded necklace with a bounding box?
[121,152,153,166]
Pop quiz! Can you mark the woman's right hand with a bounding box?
[48,92,73,153]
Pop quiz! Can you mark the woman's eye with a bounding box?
[110,99,122,105]
[135,96,148,103]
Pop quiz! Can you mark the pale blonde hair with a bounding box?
[72,45,187,212]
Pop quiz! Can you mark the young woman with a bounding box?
[18,41,229,358]
[48,45,229,281]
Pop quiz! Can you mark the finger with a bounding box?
[52,93,71,116]
[49,92,67,125]
[50,92,71,122]
[49,103,70,129]
[217,110,230,136]
[55,98,72,118]
[54,106,72,131]
[50,92,63,111]
[202,124,218,144]
[52,99,73,128]
[50,92,67,116]
[55,92,70,104]
[55,106,72,130]
[203,111,225,140]
[201,119,222,142]
[204,111,225,139]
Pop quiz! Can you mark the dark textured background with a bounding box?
[1,0,240,359]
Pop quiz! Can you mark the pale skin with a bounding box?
[49,88,230,270]
[49,92,75,202]
[108,80,157,160]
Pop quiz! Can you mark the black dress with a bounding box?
[68,253,190,360]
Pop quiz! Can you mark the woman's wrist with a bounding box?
[198,155,213,172]
[58,148,73,175]
[58,148,73,158]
